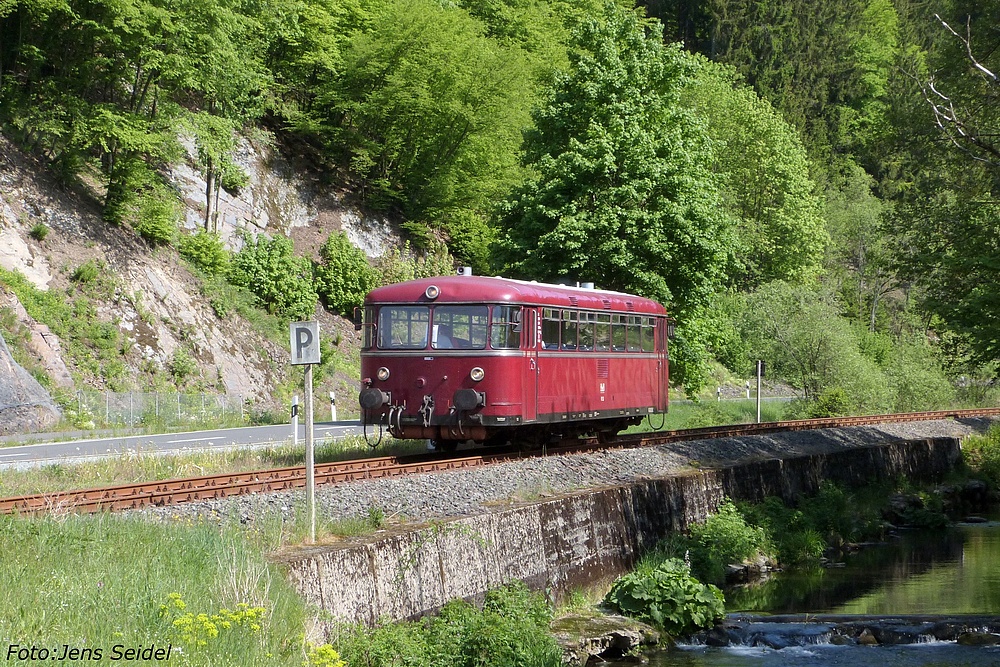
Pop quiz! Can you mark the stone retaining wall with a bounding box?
[278,436,962,626]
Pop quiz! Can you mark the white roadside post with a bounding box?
[292,395,299,448]
[330,391,337,422]
[290,320,321,544]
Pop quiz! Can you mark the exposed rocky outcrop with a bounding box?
[552,613,660,666]
[0,331,60,434]
[0,132,396,411]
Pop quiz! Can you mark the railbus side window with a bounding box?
[362,306,377,350]
[626,316,642,352]
[378,306,430,349]
[490,305,522,349]
[641,317,656,352]
[541,309,560,349]
[432,305,488,349]
[579,312,595,351]
[611,315,626,351]
[595,314,611,351]
[561,310,579,350]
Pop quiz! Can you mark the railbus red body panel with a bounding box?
[358,275,671,447]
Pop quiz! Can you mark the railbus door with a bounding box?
[522,308,538,422]
[657,318,669,411]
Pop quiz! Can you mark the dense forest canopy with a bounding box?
[1,0,999,407]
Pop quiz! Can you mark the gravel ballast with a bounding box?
[139,418,997,529]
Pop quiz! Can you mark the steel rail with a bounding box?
[3,408,999,515]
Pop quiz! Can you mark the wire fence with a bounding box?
[71,391,249,428]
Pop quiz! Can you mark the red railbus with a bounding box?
[358,273,672,449]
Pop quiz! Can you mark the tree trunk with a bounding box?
[204,154,215,231]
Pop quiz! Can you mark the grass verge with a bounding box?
[0,513,310,666]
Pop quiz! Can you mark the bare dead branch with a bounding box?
[935,14,998,83]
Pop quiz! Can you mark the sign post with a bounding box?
[756,360,765,424]
[290,320,321,543]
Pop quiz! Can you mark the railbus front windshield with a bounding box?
[377,306,429,349]
[372,304,522,350]
[431,306,488,349]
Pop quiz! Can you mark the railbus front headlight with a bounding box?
[470,367,485,382]
[425,285,440,300]
[377,367,391,381]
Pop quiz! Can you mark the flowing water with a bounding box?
[649,522,1000,666]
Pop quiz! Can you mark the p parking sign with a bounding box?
[290,321,321,365]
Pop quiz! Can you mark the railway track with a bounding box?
[3,408,999,516]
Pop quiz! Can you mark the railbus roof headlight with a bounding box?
[425,285,440,300]
[470,367,485,382]
[377,367,391,381]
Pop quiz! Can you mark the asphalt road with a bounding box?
[0,421,365,469]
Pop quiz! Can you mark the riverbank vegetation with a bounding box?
[962,425,1000,489]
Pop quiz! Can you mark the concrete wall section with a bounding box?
[279,436,962,625]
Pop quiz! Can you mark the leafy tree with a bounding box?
[897,184,1000,366]
[0,0,269,226]
[314,231,378,316]
[228,233,318,320]
[703,0,901,166]
[374,240,455,286]
[680,57,827,288]
[179,231,231,276]
[823,164,897,331]
[495,3,734,391]
[294,0,537,227]
[734,282,892,413]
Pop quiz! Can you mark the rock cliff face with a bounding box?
[0,132,395,422]
[0,332,60,434]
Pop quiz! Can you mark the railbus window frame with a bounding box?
[377,306,430,350]
[489,305,522,349]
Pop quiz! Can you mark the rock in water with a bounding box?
[0,333,60,434]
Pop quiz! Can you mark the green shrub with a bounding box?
[740,497,825,564]
[134,191,180,245]
[604,558,724,636]
[168,348,198,384]
[964,425,1000,487]
[800,387,852,418]
[180,230,230,276]
[336,581,561,667]
[315,231,378,316]
[219,161,249,194]
[29,223,49,241]
[71,260,101,283]
[688,500,770,584]
[228,233,318,321]
[799,482,880,544]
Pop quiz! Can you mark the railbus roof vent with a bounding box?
[602,299,612,309]
[626,301,635,311]
[581,282,595,289]
[569,296,579,306]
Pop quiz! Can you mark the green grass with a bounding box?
[0,514,308,666]
[630,398,791,434]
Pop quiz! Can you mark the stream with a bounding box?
[650,522,1000,666]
